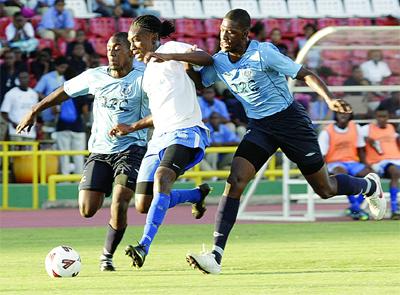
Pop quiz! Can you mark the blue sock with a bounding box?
[139,192,170,254]
[390,187,398,212]
[169,188,201,208]
[347,195,360,212]
[356,194,365,205]
[335,174,376,196]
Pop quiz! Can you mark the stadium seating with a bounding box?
[343,0,374,17]
[174,0,205,18]
[118,18,132,33]
[230,0,261,18]
[202,0,231,18]
[89,18,116,39]
[204,18,222,36]
[175,19,205,37]
[259,0,290,18]
[88,37,108,56]
[371,0,400,17]
[65,0,100,18]
[316,0,346,17]
[287,0,318,17]
[152,0,176,19]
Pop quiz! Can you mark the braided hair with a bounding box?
[131,15,175,38]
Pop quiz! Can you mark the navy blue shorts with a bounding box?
[237,101,324,175]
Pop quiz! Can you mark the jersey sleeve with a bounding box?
[200,65,219,87]
[318,130,330,156]
[0,91,12,113]
[64,70,91,97]
[259,42,302,79]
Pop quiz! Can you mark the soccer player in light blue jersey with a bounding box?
[109,15,213,269]
[186,9,386,275]
[16,33,149,272]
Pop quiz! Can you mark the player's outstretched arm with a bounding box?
[109,115,153,136]
[144,51,213,66]
[296,67,352,113]
[16,86,69,134]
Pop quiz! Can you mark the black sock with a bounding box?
[103,224,126,256]
[335,174,376,196]
[211,196,240,264]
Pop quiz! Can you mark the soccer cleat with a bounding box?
[125,244,147,269]
[186,251,221,275]
[99,254,115,271]
[364,173,386,220]
[192,183,212,219]
[391,211,400,220]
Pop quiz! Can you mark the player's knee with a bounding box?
[79,206,97,218]
[314,186,335,199]
[227,172,248,191]
[154,168,175,188]
[135,201,149,214]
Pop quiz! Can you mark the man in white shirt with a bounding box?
[6,12,39,54]
[1,71,39,142]
[360,50,392,85]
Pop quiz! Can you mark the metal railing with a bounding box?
[1,143,301,209]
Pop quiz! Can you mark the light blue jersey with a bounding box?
[201,40,302,119]
[64,66,149,154]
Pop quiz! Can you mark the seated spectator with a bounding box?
[88,52,101,68]
[37,0,75,41]
[0,50,27,103]
[67,43,87,74]
[54,67,88,175]
[378,91,400,118]
[295,23,320,70]
[34,56,68,125]
[270,28,289,56]
[201,112,239,172]
[1,71,39,142]
[344,66,370,94]
[361,106,400,220]
[30,48,54,81]
[6,12,38,54]
[92,0,123,17]
[318,112,371,220]
[360,50,391,85]
[198,86,230,123]
[220,89,247,139]
[250,21,266,42]
[66,30,95,57]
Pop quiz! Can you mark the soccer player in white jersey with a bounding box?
[109,15,213,269]
[185,9,386,275]
[16,33,150,272]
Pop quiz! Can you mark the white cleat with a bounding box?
[364,173,386,220]
[186,252,221,275]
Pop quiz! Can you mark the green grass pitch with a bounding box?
[1,222,399,295]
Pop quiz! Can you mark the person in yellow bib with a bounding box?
[318,112,372,220]
[362,106,400,220]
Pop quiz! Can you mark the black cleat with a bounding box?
[100,254,115,271]
[391,211,400,220]
[192,183,211,219]
[125,244,147,269]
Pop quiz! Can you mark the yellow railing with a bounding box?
[1,143,301,209]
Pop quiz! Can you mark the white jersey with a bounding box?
[142,41,206,134]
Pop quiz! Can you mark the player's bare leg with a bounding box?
[78,190,104,218]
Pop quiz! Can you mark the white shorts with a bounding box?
[371,159,400,176]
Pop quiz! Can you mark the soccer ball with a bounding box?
[45,246,81,278]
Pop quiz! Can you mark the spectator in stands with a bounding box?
[362,106,400,220]
[92,0,124,17]
[198,86,230,123]
[0,50,26,103]
[54,67,88,175]
[5,11,38,54]
[250,21,266,42]
[360,50,391,85]
[318,112,371,220]
[37,0,75,41]
[295,23,320,70]
[66,30,95,57]
[30,48,54,81]
[379,91,400,118]
[201,112,239,172]
[34,56,68,124]
[1,71,38,141]
[344,65,370,95]
[2,0,21,16]
[67,43,87,74]
[220,89,247,139]
[88,52,101,68]
[269,28,288,56]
